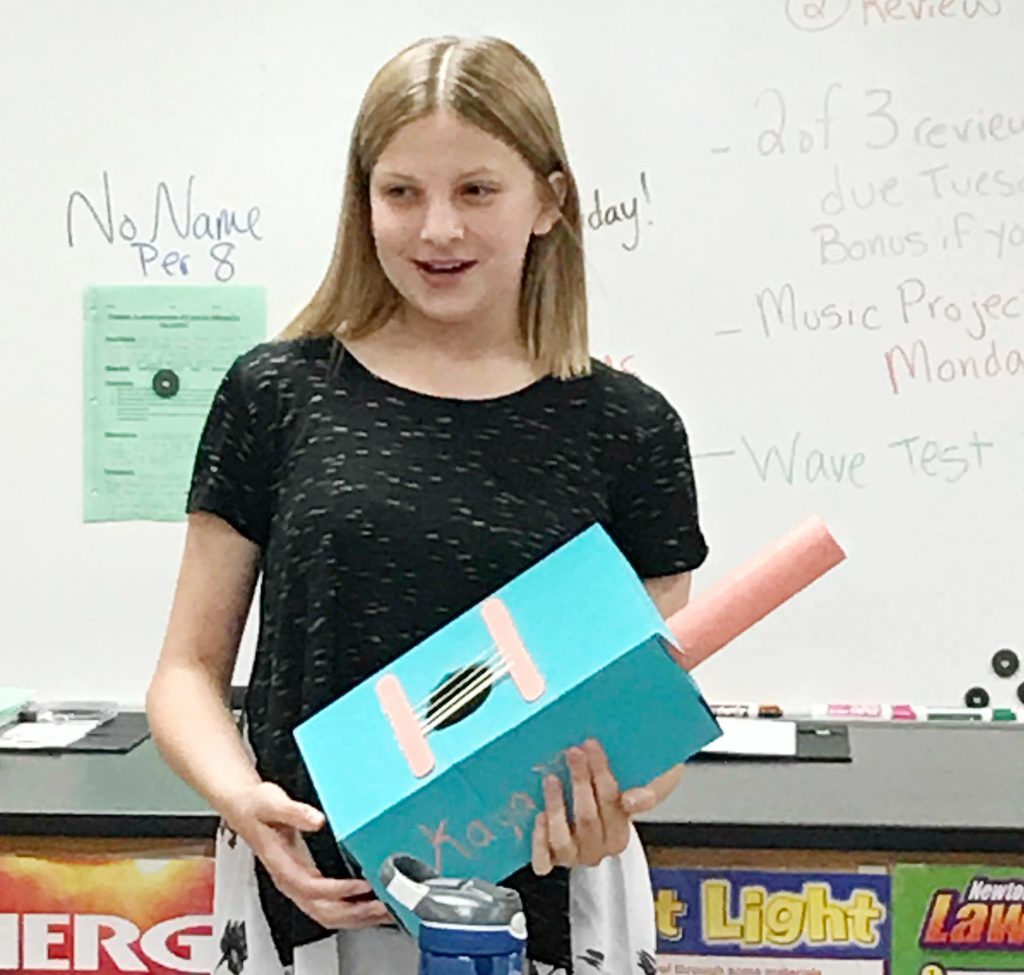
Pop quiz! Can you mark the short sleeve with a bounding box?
[608,393,709,578]
[186,355,274,546]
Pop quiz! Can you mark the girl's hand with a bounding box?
[224,781,392,929]
[531,739,664,875]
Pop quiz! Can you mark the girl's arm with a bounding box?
[147,511,390,929]
[146,510,264,813]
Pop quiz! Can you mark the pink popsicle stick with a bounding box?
[481,597,546,702]
[666,515,845,671]
[376,673,436,778]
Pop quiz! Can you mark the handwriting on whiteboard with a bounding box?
[695,431,995,486]
[752,85,1023,158]
[584,172,653,252]
[66,171,262,282]
[786,0,1002,33]
[751,279,1022,343]
[735,278,1024,395]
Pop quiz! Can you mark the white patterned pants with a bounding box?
[212,819,657,975]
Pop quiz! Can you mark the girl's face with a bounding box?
[369,110,561,336]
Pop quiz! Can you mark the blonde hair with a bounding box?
[278,36,590,379]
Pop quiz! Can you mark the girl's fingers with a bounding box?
[308,896,393,929]
[584,739,621,808]
[254,783,325,832]
[532,811,553,876]
[242,782,391,928]
[584,739,631,855]
[622,786,658,816]
[256,825,373,904]
[260,833,356,901]
[542,775,576,866]
[567,746,603,865]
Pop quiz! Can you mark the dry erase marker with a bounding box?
[779,703,919,721]
[710,703,783,719]
[923,707,1021,722]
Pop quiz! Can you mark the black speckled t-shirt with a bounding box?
[186,335,708,969]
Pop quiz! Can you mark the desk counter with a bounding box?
[2,720,1022,864]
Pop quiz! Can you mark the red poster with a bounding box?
[0,856,214,974]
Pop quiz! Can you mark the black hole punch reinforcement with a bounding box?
[152,368,180,398]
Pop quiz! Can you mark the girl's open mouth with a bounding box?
[413,259,478,281]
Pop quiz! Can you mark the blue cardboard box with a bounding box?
[294,523,721,932]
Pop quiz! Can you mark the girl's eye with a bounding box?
[384,186,414,199]
[464,183,496,198]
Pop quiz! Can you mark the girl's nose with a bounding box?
[420,199,465,244]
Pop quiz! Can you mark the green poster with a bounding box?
[83,284,266,523]
[893,864,1024,974]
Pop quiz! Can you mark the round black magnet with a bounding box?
[992,648,1020,679]
[964,686,990,709]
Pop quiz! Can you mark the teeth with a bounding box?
[423,261,468,270]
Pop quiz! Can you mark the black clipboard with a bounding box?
[0,711,151,754]
[63,711,150,752]
[795,721,851,762]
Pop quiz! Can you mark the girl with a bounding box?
[147,35,708,975]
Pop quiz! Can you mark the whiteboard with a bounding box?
[2,0,1021,711]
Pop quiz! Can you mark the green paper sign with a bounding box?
[83,284,266,523]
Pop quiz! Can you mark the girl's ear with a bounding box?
[532,171,568,237]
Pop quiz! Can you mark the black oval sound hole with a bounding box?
[427,664,492,730]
